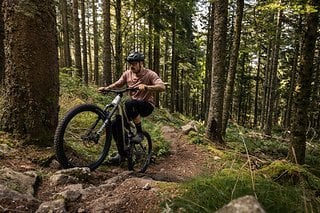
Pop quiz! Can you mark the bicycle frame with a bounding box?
[97,90,136,148]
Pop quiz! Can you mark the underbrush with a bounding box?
[165,165,320,212]
[165,122,320,212]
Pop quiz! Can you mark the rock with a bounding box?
[143,183,151,190]
[0,167,39,196]
[49,173,79,186]
[55,167,91,179]
[35,199,66,213]
[49,167,91,186]
[181,121,198,135]
[0,144,12,155]
[54,184,83,202]
[215,195,266,213]
[0,184,40,212]
[214,156,221,160]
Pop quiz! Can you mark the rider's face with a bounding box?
[129,61,141,73]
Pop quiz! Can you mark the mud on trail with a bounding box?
[1,126,217,212]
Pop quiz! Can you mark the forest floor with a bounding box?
[1,125,218,212]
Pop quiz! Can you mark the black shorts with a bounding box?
[125,99,154,119]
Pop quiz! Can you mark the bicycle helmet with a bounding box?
[126,52,145,62]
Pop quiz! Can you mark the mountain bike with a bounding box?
[54,87,152,173]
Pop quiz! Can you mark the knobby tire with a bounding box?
[54,104,112,171]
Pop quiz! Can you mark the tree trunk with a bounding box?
[115,0,122,80]
[260,41,272,130]
[153,0,160,107]
[203,3,214,121]
[148,5,153,70]
[60,0,71,68]
[0,0,4,86]
[170,11,177,113]
[222,0,244,136]
[80,0,88,85]
[73,0,82,78]
[87,15,93,83]
[1,0,59,146]
[163,33,169,108]
[284,37,300,130]
[288,0,319,164]
[253,48,261,127]
[92,0,99,85]
[264,5,282,136]
[102,0,112,86]
[205,0,228,144]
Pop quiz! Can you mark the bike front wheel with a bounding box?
[54,104,112,171]
[127,131,152,173]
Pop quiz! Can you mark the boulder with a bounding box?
[54,184,83,202]
[49,167,91,186]
[0,167,39,196]
[35,199,66,213]
[181,121,198,135]
[0,184,40,212]
[215,195,265,213]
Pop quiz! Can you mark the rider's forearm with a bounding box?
[146,83,165,92]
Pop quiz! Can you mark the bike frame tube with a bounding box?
[96,94,121,135]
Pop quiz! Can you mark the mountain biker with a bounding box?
[98,51,165,164]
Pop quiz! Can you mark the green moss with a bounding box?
[166,168,320,212]
[258,160,320,190]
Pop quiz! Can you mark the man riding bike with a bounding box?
[98,52,165,164]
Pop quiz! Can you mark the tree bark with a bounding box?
[288,0,319,164]
[222,0,244,136]
[170,11,177,113]
[0,0,4,85]
[60,0,71,68]
[102,0,112,86]
[73,0,82,78]
[92,0,99,85]
[1,0,59,146]
[115,0,122,80]
[203,3,214,121]
[264,5,282,136]
[205,0,228,144]
[80,0,88,85]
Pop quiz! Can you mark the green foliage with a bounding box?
[226,123,288,158]
[59,73,110,115]
[165,167,317,212]
[258,160,320,190]
[163,123,320,212]
[144,116,171,157]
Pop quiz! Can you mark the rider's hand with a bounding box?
[137,84,149,91]
[98,87,109,93]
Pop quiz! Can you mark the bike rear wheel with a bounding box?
[54,104,112,171]
[127,131,152,173]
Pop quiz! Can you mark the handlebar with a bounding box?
[101,87,139,95]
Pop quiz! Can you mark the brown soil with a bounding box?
[1,126,216,212]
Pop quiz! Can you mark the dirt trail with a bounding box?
[1,126,216,212]
[75,125,216,212]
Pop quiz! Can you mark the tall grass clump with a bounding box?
[165,167,320,212]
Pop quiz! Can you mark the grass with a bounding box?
[165,122,320,212]
[165,168,313,212]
